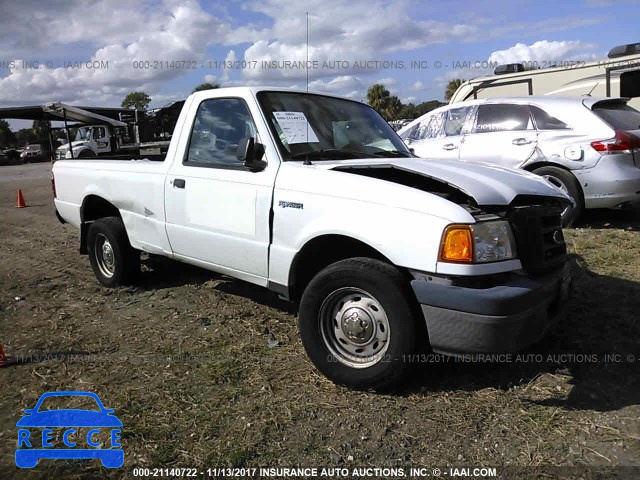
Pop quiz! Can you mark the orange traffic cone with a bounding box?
[16,189,26,208]
[0,344,16,367]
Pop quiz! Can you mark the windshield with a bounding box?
[75,127,91,142]
[257,91,412,160]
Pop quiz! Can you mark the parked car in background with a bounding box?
[398,97,640,225]
[20,143,51,163]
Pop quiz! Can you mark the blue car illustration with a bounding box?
[16,391,123,468]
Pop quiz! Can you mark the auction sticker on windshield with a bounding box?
[273,111,319,144]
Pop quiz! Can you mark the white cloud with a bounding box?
[488,40,598,65]
[376,77,399,86]
[308,75,364,93]
[410,81,428,91]
[239,0,480,82]
[0,0,224,106]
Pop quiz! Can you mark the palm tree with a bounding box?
[444,79,464,101]
[366,84,391,112]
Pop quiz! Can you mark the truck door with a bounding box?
[91,126,111,154]
[164,96,275,286]
[459,103,538,168]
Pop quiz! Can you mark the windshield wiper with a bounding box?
[289,149,370,161]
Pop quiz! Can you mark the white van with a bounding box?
[450,42,640,110]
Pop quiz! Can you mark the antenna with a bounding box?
[306,12,309,94]
[304,11,312,165]
[585,81,599,97]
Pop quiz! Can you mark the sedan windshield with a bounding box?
[257,91,412,161]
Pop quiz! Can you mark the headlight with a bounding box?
[440,221,516,263]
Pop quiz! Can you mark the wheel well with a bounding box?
[524,161,585,200]
[523,161,570,173]
[287,235,395,303]
[79,195,121,254]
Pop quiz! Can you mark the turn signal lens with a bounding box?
[440,226,473,263]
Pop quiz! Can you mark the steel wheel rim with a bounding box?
[319,287,390,369]
[542,174,572,220]
[95,233,116,278]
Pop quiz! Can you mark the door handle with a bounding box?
[172,178,186,189]
[512,138,533,146]
[442,143,458,151]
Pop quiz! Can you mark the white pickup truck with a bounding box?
[53,87,573,390]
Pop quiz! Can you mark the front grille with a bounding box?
[508,205,567,274]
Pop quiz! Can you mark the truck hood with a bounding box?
[322,157,571,206]
[57,140,88,151]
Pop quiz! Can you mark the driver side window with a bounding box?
[185,98,257,168]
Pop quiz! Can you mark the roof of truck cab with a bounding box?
[188,86,366,103]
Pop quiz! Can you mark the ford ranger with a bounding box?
[53,87,572,390]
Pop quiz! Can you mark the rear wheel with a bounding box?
[533,166,583,226]
[87,216,140,287]
[298,257,422,391]
[78,149,97,158]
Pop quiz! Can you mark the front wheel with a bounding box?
[87,216,140,287]
[298,257,422,391]
[533,166,584,226]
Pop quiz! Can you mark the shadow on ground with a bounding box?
[578,206,640,231]
[408,253,640,412]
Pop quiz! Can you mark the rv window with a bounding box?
[620,70,640,98]
[593,103,640,130]
[530,106,568,130]
[473,104,533,133]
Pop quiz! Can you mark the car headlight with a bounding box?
[439,221,516,263]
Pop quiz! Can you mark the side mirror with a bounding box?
[237,137,267,172]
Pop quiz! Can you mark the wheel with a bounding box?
[533,166,584,226]
[298,257,422,391]
[78,149,97,158]
[87,216,140,287]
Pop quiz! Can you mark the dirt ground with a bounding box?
[1,162,639,480]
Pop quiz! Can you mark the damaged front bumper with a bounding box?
[411,262,571,355]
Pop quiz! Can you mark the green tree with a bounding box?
[0,119,17,147]
[192,82,220,93]
[121,91,151,110]
[16,128,38,147]
[366,84,391,112]
[444,79,463,101]
[366,84,404,121]
[32,120,52,141]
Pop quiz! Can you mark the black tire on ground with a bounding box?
[87,216,140,287]
[78,149,97,158]
[532,166,584,226]
[298,257,422,391]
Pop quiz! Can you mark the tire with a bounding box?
[298,257,422,391]
[78,149,97,158]
[87,216,140,287]
[533,166,584,227]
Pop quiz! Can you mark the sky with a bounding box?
[1,0,639,128]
